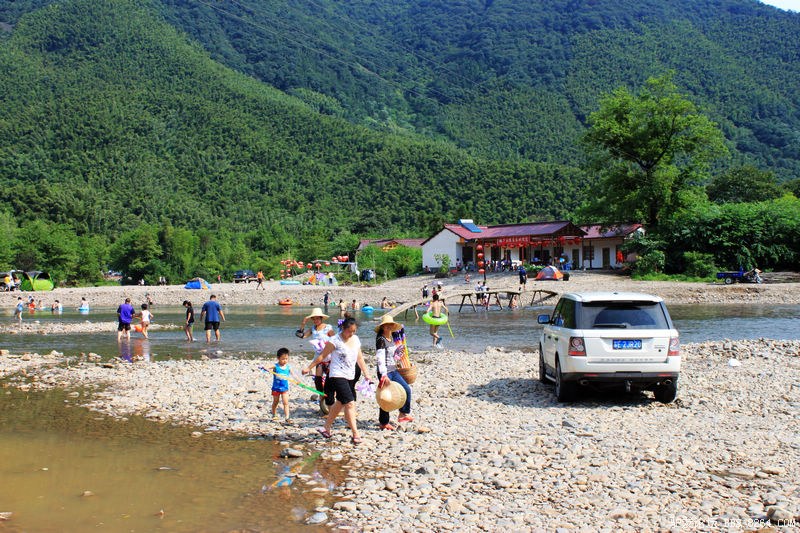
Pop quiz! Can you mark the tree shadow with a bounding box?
[466,377,656,409]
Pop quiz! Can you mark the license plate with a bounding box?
[613,339,642,350]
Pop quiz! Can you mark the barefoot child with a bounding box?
[271,347,303,423]
[137,303,152,339]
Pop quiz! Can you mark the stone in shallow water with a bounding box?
[306,511,328,524]
[280,448,304,458]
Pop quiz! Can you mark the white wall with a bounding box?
[422,230,460,270]
[582,238,624,269]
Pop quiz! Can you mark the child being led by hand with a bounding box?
[270,347,304,424]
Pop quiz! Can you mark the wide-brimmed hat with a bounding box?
[374,314,402,333]
[376,381,407,411]
[305,307,329,320]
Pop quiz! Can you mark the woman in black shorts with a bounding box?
[303,317,373,444]
[183,300,194,342]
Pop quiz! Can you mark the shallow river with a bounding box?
[1,303,799,360]
[0,386,340,532]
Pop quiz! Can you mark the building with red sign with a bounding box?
[421,220,642,271]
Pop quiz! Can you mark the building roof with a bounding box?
[580,223,643,239]
[435,221,585,242]
[357,238,425,251]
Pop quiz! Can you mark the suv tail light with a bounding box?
[568,337,586,356]
[668,337,680,357]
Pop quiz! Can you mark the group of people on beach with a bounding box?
[268,307,414,444]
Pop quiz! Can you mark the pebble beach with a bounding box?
[2,273,800,530]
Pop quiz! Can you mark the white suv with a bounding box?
[537,292,680,403]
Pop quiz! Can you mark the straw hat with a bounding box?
[375,381,407,412]
[305,307,329,320]
[374,314,402,333]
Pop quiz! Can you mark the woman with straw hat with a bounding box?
[303,317,373,444]
[298,308,336,397]
[374,314,413,430]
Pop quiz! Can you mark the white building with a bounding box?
[421,219,643,271]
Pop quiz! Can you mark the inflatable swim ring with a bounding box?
[278,299,293,306]
[280,280,301,285]
[78,306,90,312]
[422,312,448,326]
[361,305,374,313]
[134,324,143,333]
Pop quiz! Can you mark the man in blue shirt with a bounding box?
[117,297,135,341]
[200,294,226,343]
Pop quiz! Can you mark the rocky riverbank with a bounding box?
[2,339,798,530]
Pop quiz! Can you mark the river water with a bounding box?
[0,386,341,531]
[1,303,799,360]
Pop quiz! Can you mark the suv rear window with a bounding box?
[577,301,671,330]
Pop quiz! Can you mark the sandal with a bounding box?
[397,414,414,423]
[316,427,332,439]
[380,423,396,431]
[351,436,363,445]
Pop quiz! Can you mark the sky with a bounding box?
[760,0,800,11]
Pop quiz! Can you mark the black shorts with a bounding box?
[118,321,131,331]
[204,321,220,331]
[326,377,356,405]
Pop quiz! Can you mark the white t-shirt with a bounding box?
[311,324,334,361]
[141,310,152,323]
[327,333,361,380]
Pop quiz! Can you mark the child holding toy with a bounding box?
[271,347,303,423]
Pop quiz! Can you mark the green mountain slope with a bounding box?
[0,0,588,240]
[148,0,800,178]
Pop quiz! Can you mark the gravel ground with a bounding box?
[2,338,798,531]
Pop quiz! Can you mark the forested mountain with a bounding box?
[0,0,798,281]
[0,0,587,237]
[157,0,800,177]
[2,0,799,177]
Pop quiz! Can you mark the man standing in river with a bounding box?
[200,294,225,343]
[117,297,135,341]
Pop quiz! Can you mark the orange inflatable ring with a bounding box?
[278,299,293,306]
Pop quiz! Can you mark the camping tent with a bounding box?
[184,278,212,289]
[535,265,564,281]
[20,271,55,291]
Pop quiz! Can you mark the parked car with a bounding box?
[537,292,680,403]
[233,269,256,283]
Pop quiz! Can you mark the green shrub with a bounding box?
[634,250,665,275]
[683,251,717,277]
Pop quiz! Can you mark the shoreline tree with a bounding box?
[580,73,728,230]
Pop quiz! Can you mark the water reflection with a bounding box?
[118,338,152,362]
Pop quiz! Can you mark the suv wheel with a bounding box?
[554,357,577,402]
[653,380,678,403]
[538,345,548,383]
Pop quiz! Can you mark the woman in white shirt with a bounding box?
[304,317,373,444]
[298,308,336,396]
[374,315,413,431]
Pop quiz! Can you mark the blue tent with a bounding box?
[185,278,211,290]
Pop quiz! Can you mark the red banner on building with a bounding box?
[496,236,531,246]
